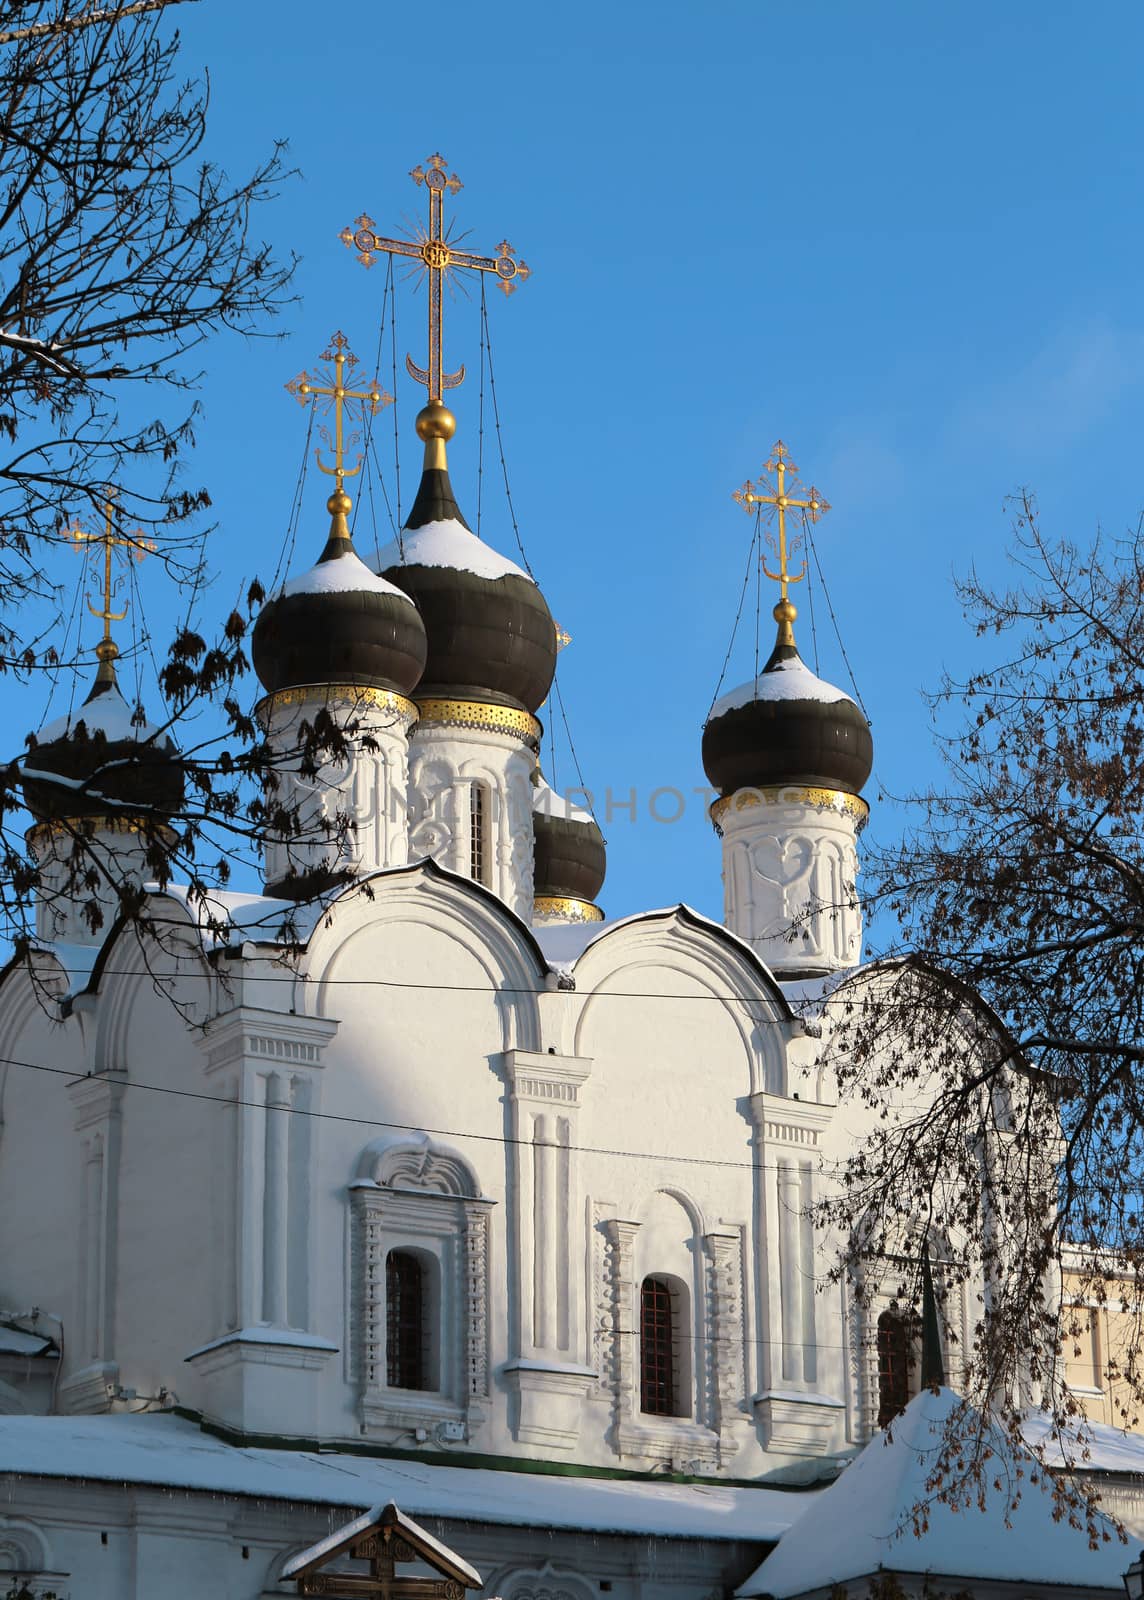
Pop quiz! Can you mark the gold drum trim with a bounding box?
[256,685,419,724]
[709,785,869,830]
[27,816,178,849]
[414,697,541,745]
[533,895,606,924]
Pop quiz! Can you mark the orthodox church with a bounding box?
[0,156,1141,1599]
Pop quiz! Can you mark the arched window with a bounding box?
[640,1275,688,1417]
[876,1309,913,1427]
[469,782,490,886]
[386,1249,429,1391]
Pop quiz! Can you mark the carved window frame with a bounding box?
[350,1138,492,1438]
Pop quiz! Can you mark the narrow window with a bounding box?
[876,1309,913,1427]
[640,1275,682,1417]
[470,782,489,886]
[386,1249,427,1390]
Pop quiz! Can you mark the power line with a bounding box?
[0,1050,847,1177]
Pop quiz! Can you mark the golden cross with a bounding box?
[340,152,530,403]
[286,331,393,498]
[67,493,155,652]
[733,440,830,604]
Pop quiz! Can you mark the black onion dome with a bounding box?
[253,493,427,697]
[377,409,556,715]
[703,634,873,799]
[532,777,606,903]
[23,651,184,824]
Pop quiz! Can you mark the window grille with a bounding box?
[640,1275,678,1416]
[876,1309,913,1427]
[386,1249,427,1391]
[470,783,489,886]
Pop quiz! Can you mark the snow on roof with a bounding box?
[280,548,414,602]
[1023,1409,1144,1477]
[533,776,596,827]
[710,657,851,721]
[0,1412,812,1543]
[376,518,533,583]
[35,683,166,746]
[155,886,332,950]
[737,1388,1128,1599]
[0,1323,56,1357]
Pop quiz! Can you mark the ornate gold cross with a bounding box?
[66,493,156,654]
[733,440,830,604]
[286,331,393,498]
[340,152,530,403]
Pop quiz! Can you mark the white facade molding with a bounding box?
[717,785,864,976]
[407,719,536,920]
[258,685,417,891]
[351,1178,493,1441]
[503,1051,593,1424]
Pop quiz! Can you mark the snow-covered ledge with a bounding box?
[184,1325,339,1438]
[753,1388,845,1457]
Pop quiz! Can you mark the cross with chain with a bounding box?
[286,331,393,499]
[733,440,830,605]
[66,492,156,663]
[340,152,530,404]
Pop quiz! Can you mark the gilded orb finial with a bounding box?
[733,440,830,653]
[415,399,457,472]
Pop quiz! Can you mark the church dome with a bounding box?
[252,490,428,696]
[532,775,606,906]
[702,600,873,798]
[23,643,185,824]
[375,402,557,715]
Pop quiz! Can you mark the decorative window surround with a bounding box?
[601,1217,723,1471]
[703,1227,749,1457]
[351,1140,493,1442]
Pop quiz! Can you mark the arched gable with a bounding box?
[297,861,547,1053]
[567,906,790,1095]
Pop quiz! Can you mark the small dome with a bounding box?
[23,649,184,824]
[253,493,427,697]
[703,636,873,798]
[376,406,556,714]
[532,776,606,904]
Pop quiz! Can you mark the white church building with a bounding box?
[2,171,1143,1600]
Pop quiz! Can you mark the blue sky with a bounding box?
[15,0,1144,933]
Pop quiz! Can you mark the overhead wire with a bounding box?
[803,519,869,719]
[706,510,760,720]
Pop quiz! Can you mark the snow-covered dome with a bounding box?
[375,401,557,715]
[702,599,873,798]
[532,774,606,912]
[252,491,427,697]
[22,644,184,824]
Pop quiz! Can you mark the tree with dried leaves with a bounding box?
[0,1,309,964]
[820,492,1144,1530]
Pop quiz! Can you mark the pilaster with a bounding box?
[190,1007,339,1434]
[748,1090,844,1456]
[503,1048,595,1449]
[60,1071,126,1411]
